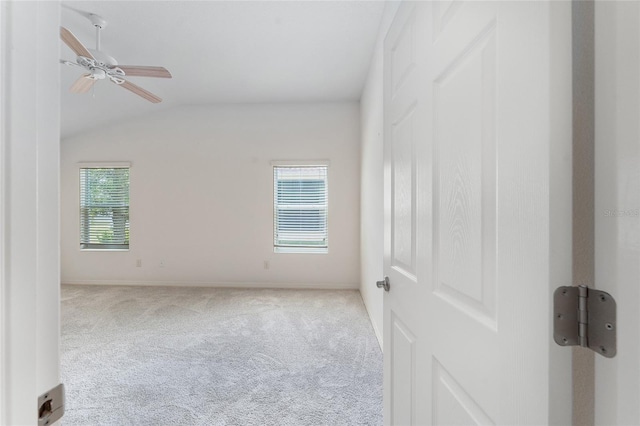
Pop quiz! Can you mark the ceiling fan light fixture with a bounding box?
[90,69,106,80]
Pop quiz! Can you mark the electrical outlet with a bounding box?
[159,260,165,268]
[263,260,270,270]
[136,259,142,267]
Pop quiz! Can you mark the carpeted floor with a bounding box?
[61,285,383,425]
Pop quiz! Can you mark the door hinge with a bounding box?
[38,383,65,426]
[553,285,616,358]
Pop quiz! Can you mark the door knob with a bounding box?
[376,276,390,292]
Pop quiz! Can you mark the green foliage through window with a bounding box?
[80,167,130,249]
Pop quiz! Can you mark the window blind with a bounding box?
[273,166,328,251]
[80,167,130,249]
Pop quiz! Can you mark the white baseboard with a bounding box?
[61,280,359,290]
[371,315,382,349]
[359,291,383,350]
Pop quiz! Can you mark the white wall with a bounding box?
[359,2,399,348]
[61,103,360,289]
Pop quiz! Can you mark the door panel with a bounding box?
[391,103,417,277]
[433,17,497,326]
[383,2,572,424]
[383,4,428,425]
[390,314,416,425]
[389,3,418,281]
[391,12,416,94]
[432,359,494,426]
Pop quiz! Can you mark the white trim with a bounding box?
[360,291,383,350]
[274,247,328,254]
[77,161,131,168]
[270,159,331,167]
[0,2,7,422]
[79,248,130,252]
[4,4,61,422]
[62,280,359,290]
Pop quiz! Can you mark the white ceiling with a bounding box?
[60,1,385,138]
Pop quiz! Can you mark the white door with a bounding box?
[383,2,573,424]
[594,2,640,424]
[1,1,61,424]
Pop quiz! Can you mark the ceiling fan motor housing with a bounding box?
[87,49,117,67]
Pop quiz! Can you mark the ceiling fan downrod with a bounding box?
[88,13,107,51]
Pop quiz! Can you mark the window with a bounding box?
[80,166,130,250]
[273,165,328,253]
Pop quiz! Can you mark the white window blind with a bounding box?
[80,167,130,250]
[273,166,328,252]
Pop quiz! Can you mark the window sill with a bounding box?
[274,247,328,254]
[80,248,130,252]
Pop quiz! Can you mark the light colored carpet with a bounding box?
[61,285,383,425]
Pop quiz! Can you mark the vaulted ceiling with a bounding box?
[60,1,386,138]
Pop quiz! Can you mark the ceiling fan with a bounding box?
[60,10,171,103]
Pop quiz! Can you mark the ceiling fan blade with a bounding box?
[115,80,162,103]
[60,27,94,60]
[117,66,172,78]
[70,74,96,94]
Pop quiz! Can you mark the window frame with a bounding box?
[272,161,330,254]
[78,162,131,251]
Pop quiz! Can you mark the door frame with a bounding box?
[0,1,61,424]
[593,2,640,424]
[0,0,7,421]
